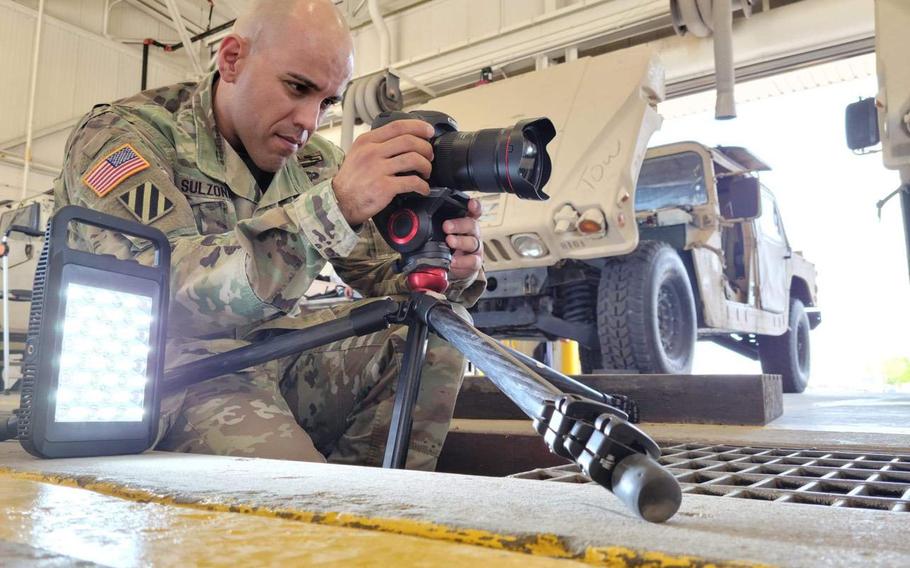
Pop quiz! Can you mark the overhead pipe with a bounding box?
[340,86,357,151]
[342,0,394,150]
[162,0,204,75]
[124,0,204,34]
[713,0,736,119]
[368,0,391,68]
[20,0,45,200]
[671,0,752,120]
[1,154,59,177]
[102,0,145,43]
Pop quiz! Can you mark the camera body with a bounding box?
[370,110,555,292]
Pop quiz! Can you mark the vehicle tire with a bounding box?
[597,241,696,374]
[579,346,602,374]
[758,298,810,393]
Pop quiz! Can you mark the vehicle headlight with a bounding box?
[510,233,549,258]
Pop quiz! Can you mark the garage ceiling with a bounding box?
[0,0,878,199]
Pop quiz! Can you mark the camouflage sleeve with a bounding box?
[56,111,358,337]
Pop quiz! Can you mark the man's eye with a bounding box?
[320,99,336,110]
[286,81,308,95]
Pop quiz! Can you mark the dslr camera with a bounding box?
[371,110,556,293]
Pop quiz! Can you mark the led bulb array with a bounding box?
[54,283,153,423]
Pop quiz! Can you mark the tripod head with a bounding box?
[373,188,471,294]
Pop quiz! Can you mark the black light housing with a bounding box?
[17,206,170,458]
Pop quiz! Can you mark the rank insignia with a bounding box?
[82,143,150,197]
[118,182,174,224]
[299,151,324,168]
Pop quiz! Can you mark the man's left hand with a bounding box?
[443,198,484,282]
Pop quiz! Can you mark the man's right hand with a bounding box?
[332,119,435,226]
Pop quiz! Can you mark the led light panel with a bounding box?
[54,283,153,423]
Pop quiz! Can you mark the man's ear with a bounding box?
[217,35,246,83]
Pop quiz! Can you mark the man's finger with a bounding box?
[467,198,483,218]
[367,119,435,144]
[386,152,432,180]
[450,252,483,272]
[390,175,430,196]
[443,217,480,236]
[446,234,481,253]
[377,135,434,161]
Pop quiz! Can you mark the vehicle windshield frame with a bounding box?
[634,151,709,212]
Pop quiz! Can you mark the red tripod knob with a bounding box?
[407,267,449,293]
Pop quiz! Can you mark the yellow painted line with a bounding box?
[0,467,772,568]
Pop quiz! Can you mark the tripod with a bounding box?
[165,290,682,523]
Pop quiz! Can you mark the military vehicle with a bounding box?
[0,191,53,385]
[471,141,821,393]
[417,44,820,393]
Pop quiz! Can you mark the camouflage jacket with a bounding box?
[54,72,485,340]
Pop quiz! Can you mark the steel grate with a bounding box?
[509,443,910,513]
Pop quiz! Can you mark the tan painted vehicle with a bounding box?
[472,141,822,392]
[419,44,820,393]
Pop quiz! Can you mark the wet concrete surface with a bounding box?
[0,391,907,566]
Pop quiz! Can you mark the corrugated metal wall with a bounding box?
[0,0,192,146]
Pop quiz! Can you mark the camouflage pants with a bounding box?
[154,300,468,471]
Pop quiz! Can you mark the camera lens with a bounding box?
[428,118,555,200]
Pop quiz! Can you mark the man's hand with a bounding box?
[332,119,435,226]
[443,198,484,282]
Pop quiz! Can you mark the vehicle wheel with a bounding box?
[759,298,810,393]
[579,346,602,374]
[597,241,696,374]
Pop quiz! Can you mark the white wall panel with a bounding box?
[351,0,564,76]
[465,0,502,41]
[0,0,195,194]
[0,6,37,141]
[34,22,81,130]
[500,0,544,29]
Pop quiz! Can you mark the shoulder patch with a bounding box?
[82,143,150,197]
[118,182,174,224]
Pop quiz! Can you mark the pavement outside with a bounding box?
[0,391,906,566]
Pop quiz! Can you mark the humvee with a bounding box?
[471,142,821,393]
[412,44,820,392]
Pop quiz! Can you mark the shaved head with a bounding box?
[233,0,350,53]
[213,0,354,171]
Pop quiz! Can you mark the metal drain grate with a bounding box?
[510,443,910,513]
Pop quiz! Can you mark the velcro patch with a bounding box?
[82,143,150,197]
[118,182,174,224]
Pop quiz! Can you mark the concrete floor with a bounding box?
[0,391,907,566]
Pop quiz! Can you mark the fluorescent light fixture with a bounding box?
[17,206,170,458]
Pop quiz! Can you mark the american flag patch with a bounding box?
[82,143,150,197]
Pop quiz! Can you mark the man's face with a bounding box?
[227,27,352,172]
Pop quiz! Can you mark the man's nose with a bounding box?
[292,100,321,137]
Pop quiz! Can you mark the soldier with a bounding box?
[53,0,485,470]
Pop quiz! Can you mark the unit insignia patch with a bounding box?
[118,182,174,224]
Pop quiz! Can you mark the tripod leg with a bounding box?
[382,319,429,469]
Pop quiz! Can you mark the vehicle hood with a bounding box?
[417,44,665,270]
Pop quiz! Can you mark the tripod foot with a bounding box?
[611,453,682,523]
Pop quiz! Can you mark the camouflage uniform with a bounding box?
[54,72,485,470]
